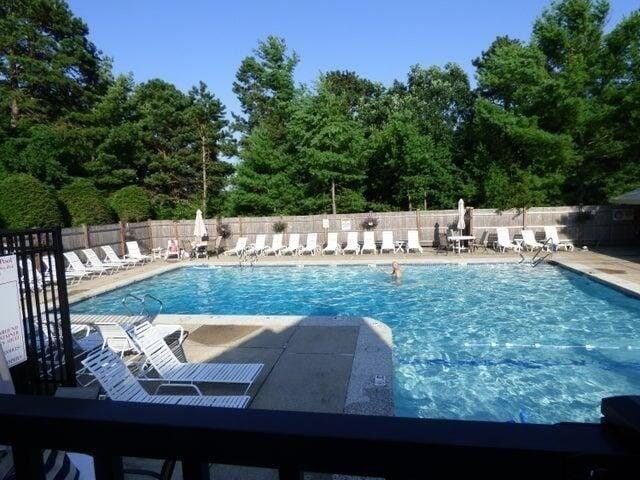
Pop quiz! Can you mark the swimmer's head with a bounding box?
[392,261,400,270]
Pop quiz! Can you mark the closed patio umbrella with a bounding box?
[193,209,207,240]
[457,198,465,232]
[611,188,640,205]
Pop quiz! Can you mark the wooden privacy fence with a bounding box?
[61,205,638,255]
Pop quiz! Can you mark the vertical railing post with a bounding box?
[12,445,44,479]
[182,459,210,480]
[93,454,123,480]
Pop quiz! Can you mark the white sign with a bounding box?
[322,219,330,229]
[0,256,27,367]
[341,220,351,231]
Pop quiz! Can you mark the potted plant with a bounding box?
[272,220,288,233]
[361,214,379,231]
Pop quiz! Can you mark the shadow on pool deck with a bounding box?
[118,314,393,479]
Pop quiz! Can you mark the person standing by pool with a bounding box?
[391,261,402,280]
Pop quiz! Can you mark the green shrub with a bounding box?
[109,186,153,222]
[0,173,64,228]
[59,178,115,226]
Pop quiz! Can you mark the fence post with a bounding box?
[415,209,421,242]
[173,221,179,242]
[468,207,474,236]
[238,216,243,236]
[147,219,154,249]
[82,224,90,248]
[119,221,126,256]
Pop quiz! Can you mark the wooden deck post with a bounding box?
[147,219,154,249]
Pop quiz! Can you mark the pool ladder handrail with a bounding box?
[121,293,164,319]
[531,238,554,267]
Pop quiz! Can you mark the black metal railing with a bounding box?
[0,227,75,394]
[0,394,638,479]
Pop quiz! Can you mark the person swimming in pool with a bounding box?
[391,261,401,280]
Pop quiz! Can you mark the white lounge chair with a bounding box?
[496,227,522,252]
[521,229,544,251]
[82,347,249,408]
[246,234,267,256]
[20,257,48,290]
[406,230,423,253]
[361,231,377,254]
[82,248,120,272]
[342,232,360,255]
[281,233,301,255]
[93,323,141,357]
[380,231,397,254]
[225,237,247,256]
[322,232,340,255]
[299,233,319,255]
[42,256,88,284]
[544,226,575,251]
[101,245,140,268]
[264,233,284,255]
[163,239,181,261]
[64,251,108,277]
[130,322,263,394]
[125,241,153,262]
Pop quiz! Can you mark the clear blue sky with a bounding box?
[68,0,639,118]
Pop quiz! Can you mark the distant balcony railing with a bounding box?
[0,394,638,479]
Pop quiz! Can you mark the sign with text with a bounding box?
[0,256,27,367]
[341,220,351,231]
[322,219,330,229]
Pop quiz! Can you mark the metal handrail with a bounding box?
[531,238,554,267]
[142,293,164,315]
[121,293,145,316]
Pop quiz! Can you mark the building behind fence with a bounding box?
[60,205,638,255]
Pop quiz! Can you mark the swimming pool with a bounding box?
[72,263,640,424]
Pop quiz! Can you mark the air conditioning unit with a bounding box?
[612,209,634,222]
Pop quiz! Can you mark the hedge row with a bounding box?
[0,174,153,229]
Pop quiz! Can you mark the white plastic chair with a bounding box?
[82,248,120,272]
[246,234,267,256]
[281,234,301,255]
[102,245,140,268]
[82,347,249,408]
[380,231,396,253]
[225,237,248,256]
[406,230,423,253]
[342,232,360,255]
[361,231,377,254]
[130,321,263,394]
[300,233,319,255]
[521,229,544,251]
[125,241,152,262]
[322,233,340,255]
[544,226,575,251]
[496,227,522,252]
[264,233,284,255]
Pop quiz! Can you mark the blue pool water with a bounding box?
[72,263,640,424]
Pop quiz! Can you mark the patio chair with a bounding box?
[225,237,248,256]
[129,321,263,395]
[82,248,121,272]
[163,239,181,261]
[380,231,396,254]
[361,231,377,254]
[342,232,360,255]
[281,233,301,255]
[435,230,451,254]
[469,231,490,253]
[42,255,88,284]
[521,229,545,251]
[263,233,284,256]
[246,234,268,256]
[496,227,522,252]
[64,251,108,277]
[544,226,575,251]
[406,230,423,253]
[322,232,340,255]
[125,241,153,262]
[82,347,250,408]
[102,245,140,268]
[20,257,48,290]
[300,233,319,255]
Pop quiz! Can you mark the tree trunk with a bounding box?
[408,193,412,211]
[201,135,207,217]
[10,96,19,128]
[331,180,337,214]
[423,192,427,210]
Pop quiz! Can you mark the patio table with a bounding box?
[448,235,475,254]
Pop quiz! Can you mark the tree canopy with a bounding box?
[1,0,638,227]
